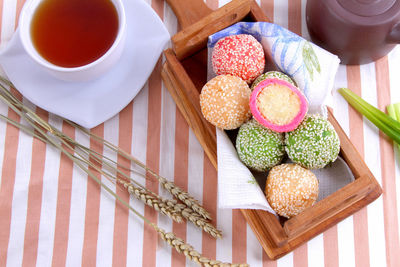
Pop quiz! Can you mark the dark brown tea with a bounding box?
[31,0,119,68]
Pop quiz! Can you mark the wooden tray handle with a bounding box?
[170,0,268,60]
[166,0,212,29]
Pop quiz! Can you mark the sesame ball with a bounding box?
[236,119,285,171]
[200,75,251,130]
[251,71,296,90]
[266,163,319,218]
[285,115,340,169]
[212,34,265,84]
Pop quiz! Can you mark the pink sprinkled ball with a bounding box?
[212,34,265,84]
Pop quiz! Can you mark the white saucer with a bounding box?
[0,0,170,128]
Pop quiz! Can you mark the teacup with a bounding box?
[19,0,126,82]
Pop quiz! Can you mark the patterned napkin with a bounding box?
[207,22,351,212]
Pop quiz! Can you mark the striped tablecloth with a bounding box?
[0,0,399,266]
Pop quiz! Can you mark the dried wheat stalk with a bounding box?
[117,178,221,238]
[16,114,185,224]
[0,84,181,224]
[0,77,246,266]
[72,140,220,234]
[166,201,222,238]
[116,178,183,223]
[152,223,247,267]
[32,108,220,234]
[67,143,186,223]
[69,121,212,220]
[159,176,212,220]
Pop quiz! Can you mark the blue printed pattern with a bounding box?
[208,22,321,100]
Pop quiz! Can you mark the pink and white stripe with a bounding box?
[0,0,399,266]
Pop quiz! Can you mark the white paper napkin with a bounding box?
[216,128,276,213]
[207,22,352,212]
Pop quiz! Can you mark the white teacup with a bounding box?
[19,0,126,82]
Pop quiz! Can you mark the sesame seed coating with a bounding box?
[200,75,252,130]
[265,163,319,218]
[236,119,285,172]
[251,71,296,91]
[212,34,265,84]
[285,115,340,169]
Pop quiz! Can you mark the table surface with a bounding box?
[1,0,400,267]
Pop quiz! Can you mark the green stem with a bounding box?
[387,103,400,151]
[339,88,400,132]
[394,103,400,122]
[338,88,400,144]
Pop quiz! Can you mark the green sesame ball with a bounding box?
[251,71,296,90]
[285,115,340,169]
[236,119,285,171]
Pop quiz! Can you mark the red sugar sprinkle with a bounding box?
[212,34,265,84]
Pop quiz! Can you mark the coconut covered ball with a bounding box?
[200,75,252,130]
[285,115,340,169]
[265,163,319,218]
[212,34,265,84]
[236,119,285,171]
[251,71,296,90]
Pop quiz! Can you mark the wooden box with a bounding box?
[161,0,382,259]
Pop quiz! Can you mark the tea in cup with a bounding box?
[19,0,126,81]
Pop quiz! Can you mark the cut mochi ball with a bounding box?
[212,34,265,84]
[250,78,308,132]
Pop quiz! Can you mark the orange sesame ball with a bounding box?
[265,163,319,218]
[200,75,251,130]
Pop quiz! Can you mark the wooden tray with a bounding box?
[161,0,382,260]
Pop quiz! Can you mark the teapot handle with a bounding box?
[387,22,400,43]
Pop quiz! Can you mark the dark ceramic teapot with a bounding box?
[306,0,400,65]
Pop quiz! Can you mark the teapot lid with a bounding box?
[337,0,396,16]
